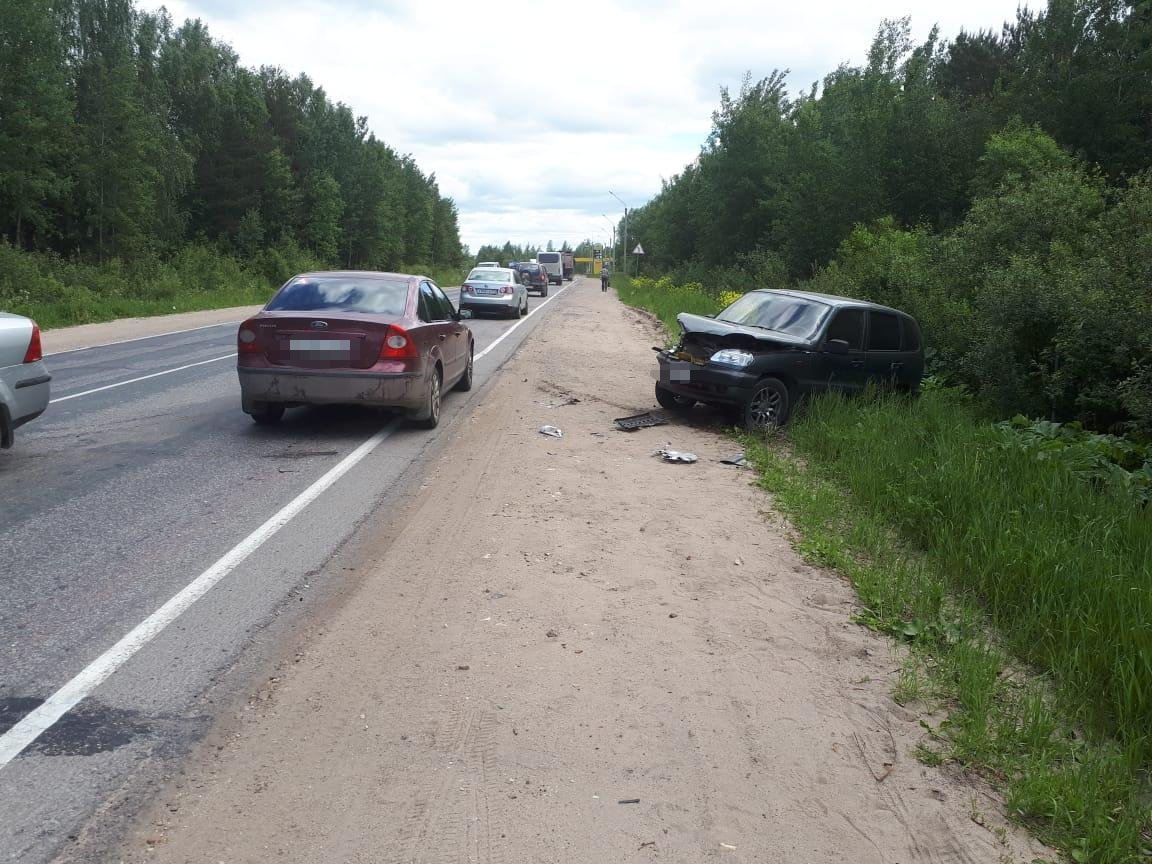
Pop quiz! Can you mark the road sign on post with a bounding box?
[632,244,645,255]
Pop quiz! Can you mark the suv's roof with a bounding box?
[753,288,907,316]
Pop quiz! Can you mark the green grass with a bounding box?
[742,393,1152,864]
[615,274,726,335]
[0,240,469,330]
[616,275,1152,862]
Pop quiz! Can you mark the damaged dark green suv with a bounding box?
[654,289,924,430]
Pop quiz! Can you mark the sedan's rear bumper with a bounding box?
[238,367,426,413]
[460,294,518,313]
[655,352,758,405]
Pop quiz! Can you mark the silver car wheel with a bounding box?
[748,386,782,428]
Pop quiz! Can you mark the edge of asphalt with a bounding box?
[40,306,266,356]
[55,278,582,864]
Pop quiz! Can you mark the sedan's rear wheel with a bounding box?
[454,345,474,392]
[250,403,285,426]
[743,378,790,432]
[654,383,696,415]
[413,368,443,429]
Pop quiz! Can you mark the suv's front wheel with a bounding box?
[742,378,790,431]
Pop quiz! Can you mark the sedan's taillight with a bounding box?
[379,325,419,360]
[500,285,513,295]
[237,320,261,354]
[23,321,43,363]
[461,284,474,294]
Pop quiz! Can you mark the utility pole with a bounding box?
[609,190,631,277]
[601,214,616,260]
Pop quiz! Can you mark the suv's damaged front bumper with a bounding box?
[654,349,757,406]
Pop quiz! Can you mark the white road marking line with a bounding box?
[474,280,572,362]
[44,320,242,357]
[0,417,403,770]
[48,354,237,404]
[0,279,571,767]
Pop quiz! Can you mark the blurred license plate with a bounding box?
[290,339,350,351]
[477,288,499,295]
[659,360,693,382]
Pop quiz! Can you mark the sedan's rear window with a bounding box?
[468,269,510,282]
[717,293,829,339]
[266,277,409,315]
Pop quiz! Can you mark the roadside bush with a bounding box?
[801,129,1152,433]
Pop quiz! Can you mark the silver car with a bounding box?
[0,313,51,448]
[458,268,529,319]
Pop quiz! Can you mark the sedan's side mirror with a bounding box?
[456,308,473,320]
[824,338,850,355]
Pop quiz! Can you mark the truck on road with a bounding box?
[537,252,563,285]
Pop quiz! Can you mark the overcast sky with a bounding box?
[155,0,1036,254]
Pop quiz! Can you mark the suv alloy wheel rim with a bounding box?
[748,386,781,428]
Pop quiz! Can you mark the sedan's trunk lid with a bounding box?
[255,313,391,369]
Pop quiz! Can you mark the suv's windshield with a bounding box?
[266,276,409,314]
[716,292,830,339]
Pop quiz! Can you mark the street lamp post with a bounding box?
[609,190,630,277]
[601,214,616,258]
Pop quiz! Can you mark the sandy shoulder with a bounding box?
[115,280,1050,863]
[40,305,263,355]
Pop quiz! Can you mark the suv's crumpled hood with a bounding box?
[676,313,814,350]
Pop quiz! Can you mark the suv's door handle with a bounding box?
[850,359,865,368]
[890,362,904,371]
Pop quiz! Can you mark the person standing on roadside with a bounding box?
[600,264,610,291]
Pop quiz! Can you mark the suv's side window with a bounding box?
[901,316,921,351]
[825,308,865,350]
[867,311,901,351]
[418,281,440,322]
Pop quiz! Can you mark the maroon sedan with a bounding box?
[237,271,474,428]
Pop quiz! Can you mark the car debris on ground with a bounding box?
[538,425,563,438]
[719,453,750,467]
[652,448,698,463]
[613,411,669,432]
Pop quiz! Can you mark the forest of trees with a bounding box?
[624,0,1152,432]
[0,0,464,320]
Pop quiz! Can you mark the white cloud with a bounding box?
[158,0,1034,253]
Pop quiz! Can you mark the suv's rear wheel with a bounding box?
[654,383,695,414]
[743,378,790,431]
[539,284,548,297]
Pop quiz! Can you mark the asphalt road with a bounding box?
[0,281,574,862]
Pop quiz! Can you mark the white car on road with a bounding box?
[0,313,51,448]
